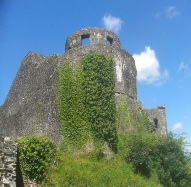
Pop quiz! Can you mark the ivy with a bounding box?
[57,54,118,153]
[57,62,90,148]
[117,96,149,133]
[18,136,56,183]
[81,54,117,153]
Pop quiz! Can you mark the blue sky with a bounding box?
[0,0,191,148]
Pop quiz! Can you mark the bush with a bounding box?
[125,132,191,187]
[18,136,56,183]
[125,132,157,177]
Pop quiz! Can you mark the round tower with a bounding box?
[63,28,137,99]
[65,28,120,51]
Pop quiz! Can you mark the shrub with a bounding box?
[18,136,56,183]
[125,132,191,187]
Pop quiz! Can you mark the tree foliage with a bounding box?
[125,132,191,187]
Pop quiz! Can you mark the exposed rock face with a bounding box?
[0,28,168,144]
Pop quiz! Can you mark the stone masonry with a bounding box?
[0,27,168,186]
[0,28,167,143]
[0,137,17,187]
[0,28,167,144]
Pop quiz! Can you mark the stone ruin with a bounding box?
[0,137,17,187]
[0,28,168,186]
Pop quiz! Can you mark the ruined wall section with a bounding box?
[146,106,168,136]
[0,137,17,187]
[62,28,137,99]
[1,52,62,144]
[0,27,167,144]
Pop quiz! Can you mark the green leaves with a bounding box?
[81,54,117,153]
[58,62,90,148]
[125,132,191,187]
[18,136,56,183]
[58,54,117,153]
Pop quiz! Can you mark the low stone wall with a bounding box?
[0,137,17,187]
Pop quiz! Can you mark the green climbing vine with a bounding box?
[57,61,90,148]
[116,96,149,133]
[81,54,118,153]
[57,54,118,153]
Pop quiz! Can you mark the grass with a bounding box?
[41,143,162,187]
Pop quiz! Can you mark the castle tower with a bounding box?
[62,28,137,99]
[0,28,167,144]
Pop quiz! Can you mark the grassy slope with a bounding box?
[42,136,162,187]
[42,153,162,187]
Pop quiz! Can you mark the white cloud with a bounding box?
[172,122,183,131]
[166,6,180,19]
[178,62,187,72]
[133,46,168,84]
[102,14,123,34]
[178,62,191,76]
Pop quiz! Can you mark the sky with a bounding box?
[0,0,191,149]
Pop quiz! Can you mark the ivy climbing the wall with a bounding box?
[58,54,117,153]
[116,95,149,133]
[80,54,117,153]
[57,62,90,148]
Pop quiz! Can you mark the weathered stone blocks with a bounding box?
[0,27,168,144]
[0,137,17,187]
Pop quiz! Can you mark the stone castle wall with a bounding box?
[0,137,17,187]
[0,52,62,144]
[146,106,168,136]
[0,27,168,186]
[0,28,168,145]
[63,28,137,99]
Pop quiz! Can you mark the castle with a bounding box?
[0,28,167,186]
